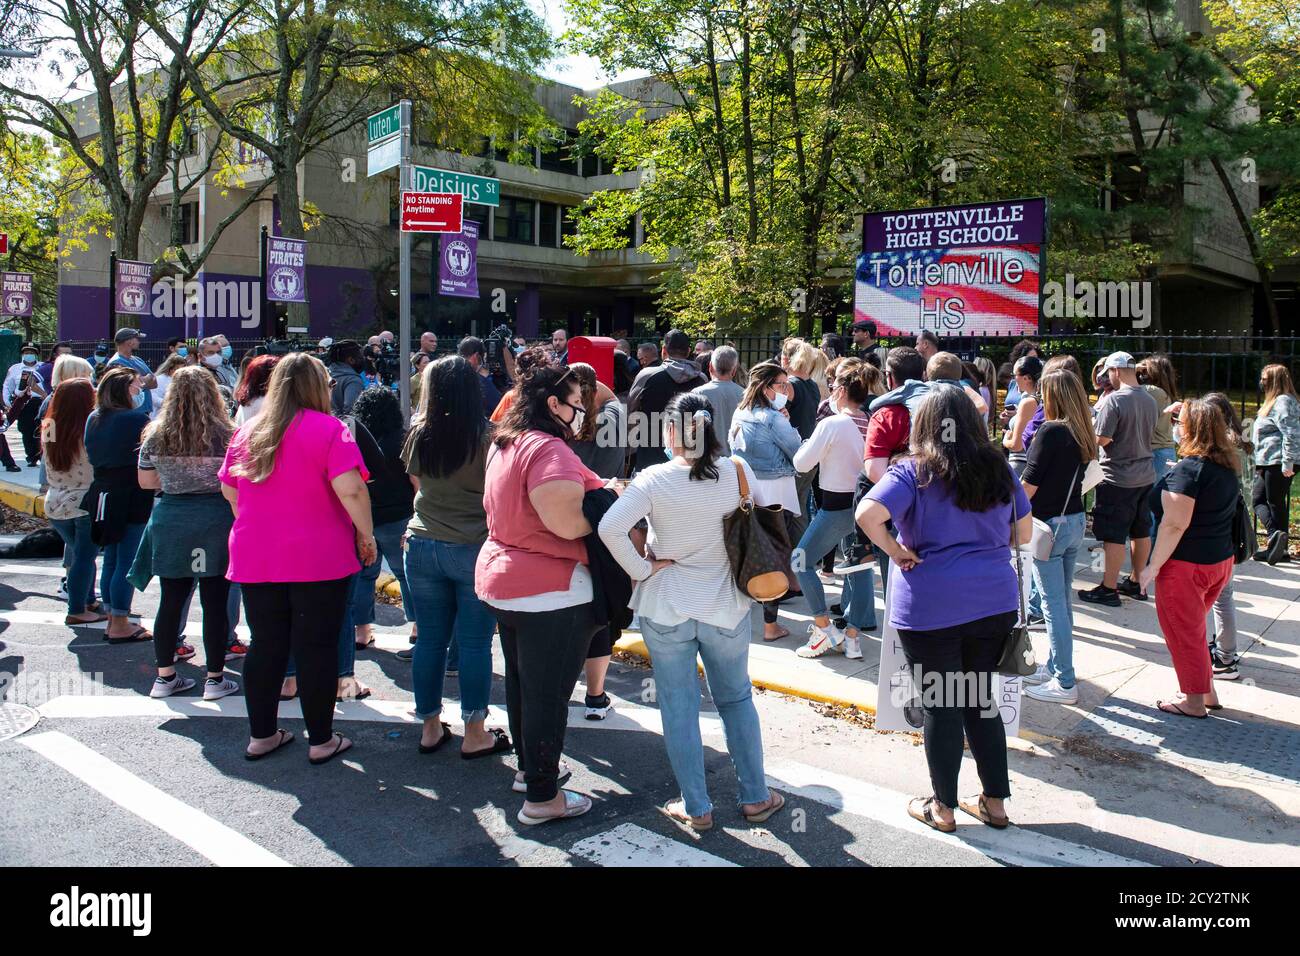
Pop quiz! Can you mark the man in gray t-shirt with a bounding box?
[1081,351,1160,608]
[692,345,745,454]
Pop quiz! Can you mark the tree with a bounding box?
[0,130,58,339]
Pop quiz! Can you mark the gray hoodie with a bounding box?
[329,360,365,416]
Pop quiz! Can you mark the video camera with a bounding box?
[484,323,515,384]
[256,339,315,357]
[373,340,402,386]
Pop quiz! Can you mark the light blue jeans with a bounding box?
[50,514,97,615]
[640,614,769,818]
[792,506,856,618]
[352,518,412,627]
[1029,511,1086,688]
[405,535,495,722]
[100,522,146,616]
[837,534,877,630]
[1153,447,1177,478]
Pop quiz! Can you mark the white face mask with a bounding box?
[769,389,788,411]
[203,352,223,368]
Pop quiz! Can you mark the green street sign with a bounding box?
[367,104,402,144]
[412,165,500,207]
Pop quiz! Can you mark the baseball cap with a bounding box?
[114,327,144,344]
[1101,351,1136,372]
[852,319,877,334]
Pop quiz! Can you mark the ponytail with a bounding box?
[664,392,721,481]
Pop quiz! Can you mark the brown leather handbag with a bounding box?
[722,457,793,602]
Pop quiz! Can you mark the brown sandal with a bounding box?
[742,789,785,824]
[908,797,957,832]
[958,794,1010,829]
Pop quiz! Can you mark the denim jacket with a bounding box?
[868,379,932,417]
[729,406,802,479]
[1253,393,1300,467]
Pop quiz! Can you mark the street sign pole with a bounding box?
[398,99,412,421]
[108,250,117,340]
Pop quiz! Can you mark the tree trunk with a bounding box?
[1211,156,1281,339]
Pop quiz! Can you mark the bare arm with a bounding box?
[1003,397,1036,451]
[866,456,889,484]
[1139,492,1194,593]
[331,468,377,565]
[221,483,239,519]
[855,497,921,570]
[529,479,592,540]
[137,469,162,490]
[964,385,988,417]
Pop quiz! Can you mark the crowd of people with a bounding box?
[8,317,1299,831]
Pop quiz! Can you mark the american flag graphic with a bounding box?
[854,243,1041,336]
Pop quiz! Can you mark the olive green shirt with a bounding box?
[404,438,489,544]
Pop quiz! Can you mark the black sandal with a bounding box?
[461,728,512,760]
[1156,699,1208,719]
[419,722,453,755]
[309,733,353,765]
[245,729,294,761]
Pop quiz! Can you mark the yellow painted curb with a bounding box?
[0,479,44,518]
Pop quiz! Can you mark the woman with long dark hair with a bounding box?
[858,385,1031,832]
[1002,355,1042,476]
[129,367,238,700]
[403,356,510,758]
[1251,363,1300,563]
[475,365,609,823]
[42,379,103,624]
[234,354,280,425]
[599,392,783,831]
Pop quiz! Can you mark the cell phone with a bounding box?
[19,371,32,390]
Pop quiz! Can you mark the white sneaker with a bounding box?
[1024,678,1079,704]
[843,636,863,660]
[796,623,842,658]
[203,677,240,701]
[150,675,196,698]
[1022,664,1052,686]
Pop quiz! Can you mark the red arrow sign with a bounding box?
[400,192,463,233]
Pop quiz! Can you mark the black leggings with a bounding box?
[897,610,1016,809]
[154,576,230,672]
[242,577,352,746]
[494,603,598,803]
[1252,464,1292,536]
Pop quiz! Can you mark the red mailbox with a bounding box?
[567,336,617,390]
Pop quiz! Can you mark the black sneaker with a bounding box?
[1212,655,1241,680]
[1027,612,1045,627]
[833,544,875,575]
[395,648,413,662]
[829,603,843,617]
[1268,531,1290,566]
[1116,577,1148,601]
[1078,584,1121,607]
[584,692,612,720]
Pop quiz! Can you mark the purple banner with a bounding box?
[1,271,34,317]
[115,258,152,315]
[438,220,478,298]
[266,237,307,303]
[864,197,1045,254]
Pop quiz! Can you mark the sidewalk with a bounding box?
[0,430,42,517]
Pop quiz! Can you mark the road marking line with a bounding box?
[764,758,1152,868]
[570,823,737,867]
[0,562,72,577]
[19,730,290,867]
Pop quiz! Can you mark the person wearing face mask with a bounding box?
[83,367,154,642]
[729,361,804,641]
[326,340,367,416]
[475,365,610,824]
[105,329,156,417]
[210,335,238,388]
[3,344,48,466]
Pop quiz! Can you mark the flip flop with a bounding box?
[245,728,294,761]
[742,789,785,824]
[279,691,298,702]
[517,790,593,826]
[1156,699,1208,719]
[661,799,713,832]
[958,794,1010,829]
[65,612,108,625]
[104,626,151,644]
[461,728,512,760]
[354,636,375,649]
[419,722,454,755]
[309,732,353,765]
[908,797,957,832]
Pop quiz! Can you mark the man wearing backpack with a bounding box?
[627,328,707,473]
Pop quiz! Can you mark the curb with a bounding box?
[0,478,44,519]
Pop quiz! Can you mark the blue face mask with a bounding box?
[177,346,188,358]
[220,345,233,360]
[21,354,36,364]
[131,390,146,409]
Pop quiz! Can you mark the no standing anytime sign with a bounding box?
[400,192,463,233]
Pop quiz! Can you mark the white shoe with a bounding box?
[1024,678,1079,704]
[513,759,571,793]
[843,636,863,660]
[1022,664,1051,686]
[150,675,196,698]
[796,623,842,658]
[203,677,240,701]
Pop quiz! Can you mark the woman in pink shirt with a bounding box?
[219,353,376,765]
[476,365,608,824]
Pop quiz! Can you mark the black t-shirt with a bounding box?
[788,377,820,440]
[1020,421,1085,520]
[1151,456,1239,564]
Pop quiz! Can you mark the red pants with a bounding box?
[1154,557,1234,695]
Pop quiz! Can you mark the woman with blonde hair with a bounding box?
[1137,354,1180,478]
[219,353,376,764]
[151,353,189,413]
[1251,363,1300,564]
[1020,370,1099,704]
[129,367,239,700]
[1140,400,1242,718]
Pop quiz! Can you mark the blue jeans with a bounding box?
[406,536,495,722]
[838,533,878,630]
[352,518,412,627]
[792,507,855,617]
[1030,511,1086,688]
[100,522,145,616]
[287,573,357,679]
[51,515,97,615]
[1153,447,1177,478]
[640,614,769,818]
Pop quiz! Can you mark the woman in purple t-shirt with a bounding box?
[857,384,1032,833]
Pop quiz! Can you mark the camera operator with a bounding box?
[328,340,367,415]
[457,336,508,417]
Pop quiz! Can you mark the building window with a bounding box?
[540,130,579,175]
[464,201,491,237]
[538,202,559,248]
[162,202,199,245]
[560,206,579,245]
[179,119,198,158]
[494,196,535,245]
